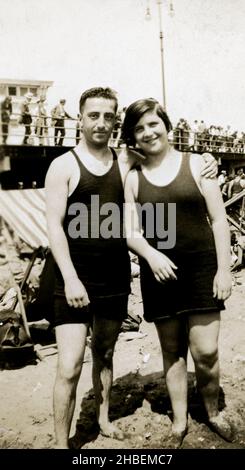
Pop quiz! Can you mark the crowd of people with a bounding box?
[218,168,245,201]
[1,94,245,154]
[0,93,76,146]
[174,118,245,154]
[0,93,125,147]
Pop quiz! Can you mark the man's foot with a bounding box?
[100,423,125,441]
[54,443,69,449]
[208,412,234,442]
[167,426,188,449]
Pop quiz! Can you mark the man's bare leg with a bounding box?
[91,316,124,439]
[54,323,88,448]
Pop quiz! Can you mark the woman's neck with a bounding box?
[143,144,175,169]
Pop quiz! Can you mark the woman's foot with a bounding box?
[208,412,234,442]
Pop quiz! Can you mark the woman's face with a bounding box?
[133,110,168,156]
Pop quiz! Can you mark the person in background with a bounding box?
[35,96,49,146]
[51,99,73,146]
[1,96,12,144]
[75,113,82,145]
[227,168,245,200]
[20,93,33,145]
[217,170,227,191]
[123,98,233,448]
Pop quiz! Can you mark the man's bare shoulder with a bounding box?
[189,153,206,184]
[190,152,205,166]
[45,151,74,184]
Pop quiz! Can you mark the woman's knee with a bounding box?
[191,344,219,368]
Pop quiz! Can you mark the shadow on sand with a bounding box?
[69,370,226,449]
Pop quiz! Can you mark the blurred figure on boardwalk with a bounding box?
[51,99,73,146]
[20,93,33,145]
[75,113,82,145]
[35,96,49,146]
[1,96,12,144]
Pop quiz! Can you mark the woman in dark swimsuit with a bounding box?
[123,98,233,447]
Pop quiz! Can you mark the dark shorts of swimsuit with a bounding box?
[139,250,225,323]
[53,293,129,327]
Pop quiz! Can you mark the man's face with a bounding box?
[81,97,116,147]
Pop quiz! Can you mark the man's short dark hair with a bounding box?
[79,87,118,114]
[121,98,172,147]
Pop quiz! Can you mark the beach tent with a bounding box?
[0,188,48,248]
[0,188,54,326]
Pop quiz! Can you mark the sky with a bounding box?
[0,0,245,129]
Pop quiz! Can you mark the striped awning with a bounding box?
[0,188,48,248]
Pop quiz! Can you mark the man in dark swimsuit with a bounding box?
[45,87,218,448]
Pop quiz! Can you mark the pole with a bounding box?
[157,0,166,109]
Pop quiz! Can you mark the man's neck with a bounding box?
[77,139,112,162]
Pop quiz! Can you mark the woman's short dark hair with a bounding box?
[121,98,172,147]
[79,87,118,114]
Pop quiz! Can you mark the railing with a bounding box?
[1,114,245,153]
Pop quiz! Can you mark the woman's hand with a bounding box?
[213,269,232,300]
[64,277,90,308]
[146,247,178,283]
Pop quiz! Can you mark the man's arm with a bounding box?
[201,152,218,178]
[65,111,74,119]
[118,148,218,177]
[116,147,146,185]
[45,158,89,308]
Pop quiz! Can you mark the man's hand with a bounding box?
[201,153,218,178]
[64,277,90,308]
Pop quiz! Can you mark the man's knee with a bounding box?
[91,339,114,366]
[160,334,185,357]
[57,359,82,382]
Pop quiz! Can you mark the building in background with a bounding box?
[0,78,53,124]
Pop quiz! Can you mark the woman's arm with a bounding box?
[124,171,177,283]
[195,156,232,300]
